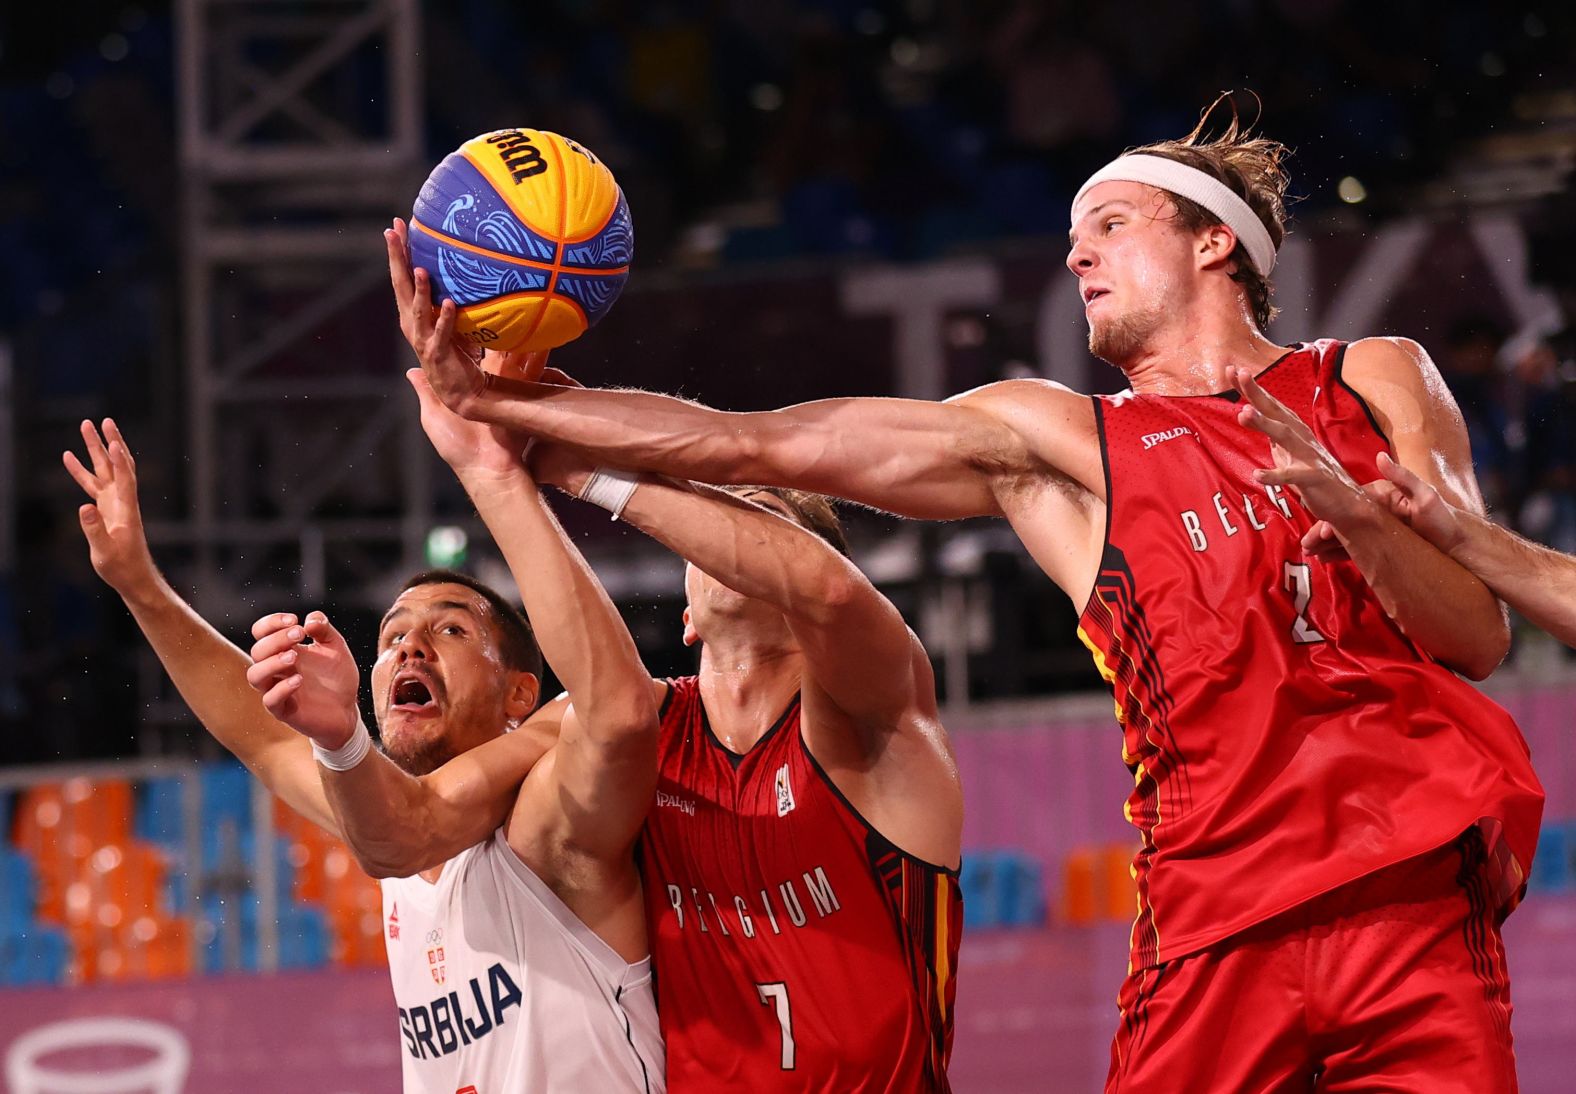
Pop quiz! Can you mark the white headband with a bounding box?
[1073,153,1277,276]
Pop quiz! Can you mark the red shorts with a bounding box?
[1105,833,1517,1093]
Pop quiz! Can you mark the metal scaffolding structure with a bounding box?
[174,0,429,618]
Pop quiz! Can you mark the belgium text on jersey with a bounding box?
[666,865,842,939]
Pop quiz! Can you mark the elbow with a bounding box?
[792,563,862,626]
[1461,632,1510,683]
[584,689,662,749]
[1449,614,1509,682]
[352,848,412,880]
[348,830,446,879]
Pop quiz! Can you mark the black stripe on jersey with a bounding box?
[655,679,676,722]
[1091,395,1114,579]
[1088,549,1191,815]
[1329,340,1392,446]
[701,693,799,769]
[614,985,653,1094]
[799,737,959,877]
[801,739,961,1091]
[1203,342,1303,403]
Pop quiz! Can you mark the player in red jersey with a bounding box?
[407,97,1544,1091]
[579,475,964,1092]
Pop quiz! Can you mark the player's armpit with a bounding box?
[947,379,1106,503]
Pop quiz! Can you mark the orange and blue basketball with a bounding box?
[409,129,633,353]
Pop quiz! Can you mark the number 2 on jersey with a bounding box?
[755,981,796,1070]
[1283,561,1327,644]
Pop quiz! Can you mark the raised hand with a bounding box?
[246,611,363,749]
[62,418,159,595]
[385,217,490,415]
[1374,450,1467,554]
[407,368,531,483]
[1233,366,1372,531]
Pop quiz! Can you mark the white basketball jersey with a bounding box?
[381,831,664,1093]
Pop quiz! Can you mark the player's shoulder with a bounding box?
[1343,335,1438,380]
[946,378,1097,446]
[947,376,1089,414]
[1341,336,1459,428]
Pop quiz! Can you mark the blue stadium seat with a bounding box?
[135,775,186,850]
[0,925,69,986]
[0,849,37,934]
[277,904,331,970]
[1530,820,1574,893]
[200,762,254,838]
[960,850,1048,929]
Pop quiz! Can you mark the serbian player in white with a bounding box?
[69,399,665,1091]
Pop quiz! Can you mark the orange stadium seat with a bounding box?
[1061,847,1098,925]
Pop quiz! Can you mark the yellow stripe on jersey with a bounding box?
[934,873,951,1022]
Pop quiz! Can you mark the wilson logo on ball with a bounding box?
[409,128,634,354]
[485,129,547,183]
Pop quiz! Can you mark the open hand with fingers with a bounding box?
[1232,366,1375,535]
[62,418,160,596]
[246,611,364,750]
[385,216,496,417]
[1371,451,1467,554]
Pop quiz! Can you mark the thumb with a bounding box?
[302,611,347,649]
[1376,451,1420,496]
[539,366,585,389]
[78,504,108,546]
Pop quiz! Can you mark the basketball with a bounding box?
[408,128,633,353]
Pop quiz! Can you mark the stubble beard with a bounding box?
[1088,304,1165,368]
[378,722,459,777]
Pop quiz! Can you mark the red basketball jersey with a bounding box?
[639,676,961,1092]
[1078,339,1544,972]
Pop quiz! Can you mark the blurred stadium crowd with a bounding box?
[2,0,1575,764]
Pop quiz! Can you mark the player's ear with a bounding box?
[681,606,699,648]
[1197,223,1238,271]
[505,672,540,719]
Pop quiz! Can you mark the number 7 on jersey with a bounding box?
[755,981,796,1069]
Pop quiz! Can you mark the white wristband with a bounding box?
[313,720,373,772]
[578,468,641,521]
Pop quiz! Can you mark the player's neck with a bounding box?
[1121,309,1286,397]
[697,640,803,754]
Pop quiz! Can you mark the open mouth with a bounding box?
[390,672,439,712]
[1083,288,1110,306]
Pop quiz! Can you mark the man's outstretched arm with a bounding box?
[1377,454,1576,648]
[244,604,562,880]
[386,220,1016,520]
[403,369,660,876]
[536,453,963,870]
[63,419,337,832]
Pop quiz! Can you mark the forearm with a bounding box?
[467,379,997,520]
[1334,506,1509,678]
[1450,512,1576,647]
[318,744,455,876]
[610,474,852,623]
[460,469,655,735]
[120,575,326,819]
